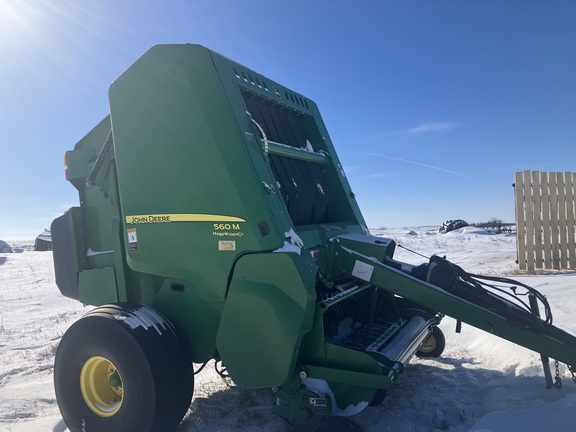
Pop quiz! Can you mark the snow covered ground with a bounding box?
[1,227,575,431]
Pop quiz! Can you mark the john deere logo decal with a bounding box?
[125,214,246,225]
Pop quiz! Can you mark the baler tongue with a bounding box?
[321,233,576,385]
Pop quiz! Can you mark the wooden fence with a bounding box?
[515,171,576,271]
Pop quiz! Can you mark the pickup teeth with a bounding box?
[339,316,432,365]
[340,320,400,351]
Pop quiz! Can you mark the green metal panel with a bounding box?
[109,44,285,298]
[51,208,86,300]
[65,146,94,187]
[67,207,88,273]
[216,251,316,387]
[65,115,121,265]
[153,277,224,362]
[303,364,390,390]
[78,267,118,305]
[65,116,109,190]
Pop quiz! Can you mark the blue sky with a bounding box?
[1,0,575,235]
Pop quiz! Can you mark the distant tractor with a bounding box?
[51,44,576,431]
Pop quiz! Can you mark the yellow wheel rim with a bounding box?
[419,334,437,353]
[80,356,124,417]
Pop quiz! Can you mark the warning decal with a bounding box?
[352,260,374,282]
[127,228,138,253]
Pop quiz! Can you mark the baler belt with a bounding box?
[242,92,334,225]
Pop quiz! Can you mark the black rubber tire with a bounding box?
[368,389,387,407]
[54,303,193,432]
[415,326,446,358]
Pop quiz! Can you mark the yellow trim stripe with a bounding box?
[125,214,246,225]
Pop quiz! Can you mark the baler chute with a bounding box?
[50,44,576,432]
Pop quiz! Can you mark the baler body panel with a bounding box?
[108,45,283,295]
[216,251,317,387]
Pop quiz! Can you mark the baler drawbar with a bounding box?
[50,44,576,432]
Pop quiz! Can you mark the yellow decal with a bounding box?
[125,214,246,225]
[212,222,244,237]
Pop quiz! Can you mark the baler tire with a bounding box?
[415,326,446,358]
[54,303,193,432]
[368,389,387,407]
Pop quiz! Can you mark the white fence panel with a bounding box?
[515,171,576,270]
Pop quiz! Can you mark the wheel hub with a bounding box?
[80,356,124,417]
[418,334,437,353]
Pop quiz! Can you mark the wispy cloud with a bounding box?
[408,122,459,134]
[366,172,396,179]
[369,153,469,177]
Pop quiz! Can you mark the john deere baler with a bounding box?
[51,44,576,432]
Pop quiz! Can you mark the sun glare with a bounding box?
[0,0,37,35]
